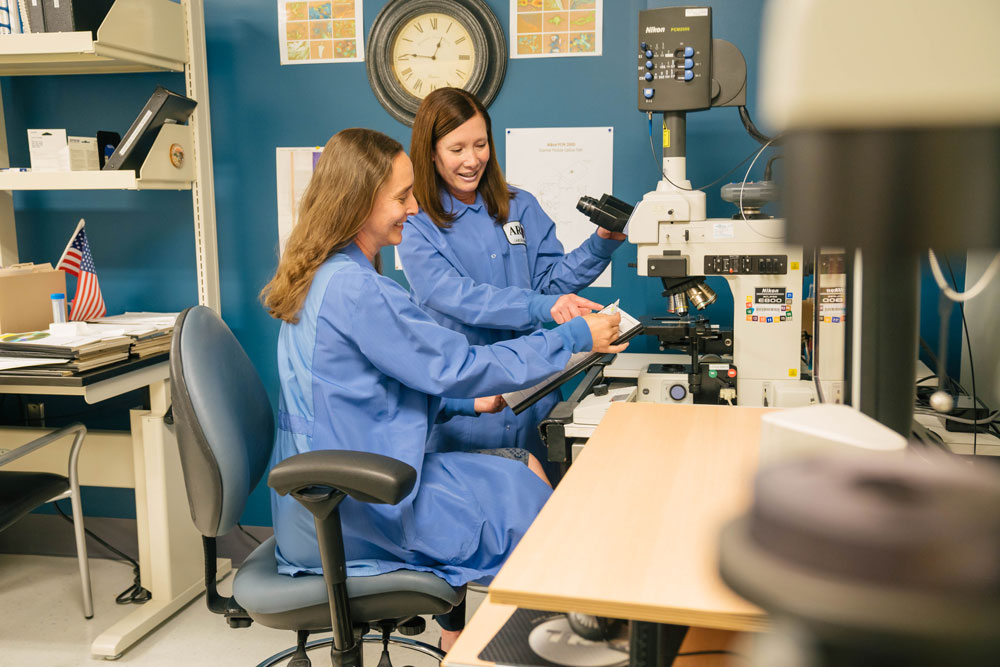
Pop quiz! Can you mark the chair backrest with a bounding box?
[170,306,275,537]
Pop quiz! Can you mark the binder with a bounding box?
[102,86,197,173]
[26,0,44,32]
[41,0,115,37]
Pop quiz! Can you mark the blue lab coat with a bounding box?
[398,188,622,459]
[271,243,593,586]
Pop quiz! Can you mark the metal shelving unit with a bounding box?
[0,0,219,311]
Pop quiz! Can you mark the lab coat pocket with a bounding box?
[504,241,533,288]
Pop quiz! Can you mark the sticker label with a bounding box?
[818,285,846,322]
[503,221,526,246]
[686,8,709,16]
[755,287,786,305]
[712,222,735,239]
[746,287,793,324]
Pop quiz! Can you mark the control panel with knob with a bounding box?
[637,6,712,111]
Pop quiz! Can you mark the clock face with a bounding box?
[390,13,477,99]
[367,0,508,126]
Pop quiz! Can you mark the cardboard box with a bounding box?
[0,263,67,334]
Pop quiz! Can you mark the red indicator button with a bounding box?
[727,368,737,378]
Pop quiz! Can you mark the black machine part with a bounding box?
[719,454,1000,664]
[576,194,634,233]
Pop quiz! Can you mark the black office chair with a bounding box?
[169,306,465,667]
[0,423,93,619]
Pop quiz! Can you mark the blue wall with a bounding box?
[1,0,961,526]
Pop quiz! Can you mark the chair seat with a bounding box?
[233,536,466,631]
[0,471,69,532]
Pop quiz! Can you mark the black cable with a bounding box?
[738,105,777,145]
[647,119,766,192]
[53,500,151,605]
[944,258,979,456]
[763,154,783,181]
[237,522,263,546]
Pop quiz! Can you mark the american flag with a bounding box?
[56,219,107,321]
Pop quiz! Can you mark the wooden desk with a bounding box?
[489,402,773,633]
[0,356,230,658]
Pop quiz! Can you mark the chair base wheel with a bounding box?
[256,634,445,667]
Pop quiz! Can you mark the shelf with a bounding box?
[0,123,195,191]
[0,170,190,191]
[0,0,185,75]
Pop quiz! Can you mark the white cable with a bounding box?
[914,408,999,424]
[927,248,1000,302]
[739,138,783,239]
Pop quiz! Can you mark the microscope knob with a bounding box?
[669,384,687,401]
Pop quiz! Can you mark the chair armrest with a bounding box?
[268,450,416,505]
[0,422,87,470]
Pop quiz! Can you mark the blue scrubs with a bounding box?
[271,243,593,586]
[398,187,622,460]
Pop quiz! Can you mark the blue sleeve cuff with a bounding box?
[554,316,592,353]
[586,232,624,259]
[439,397,479,420]
[528,293,560,324]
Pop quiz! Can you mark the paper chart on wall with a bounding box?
[276,147,323,257]
[505,127,614,287]
[278,0,364,64]
[510,0,602,58]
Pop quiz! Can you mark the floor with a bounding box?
[0,553,485,667]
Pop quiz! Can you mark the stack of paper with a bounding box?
[87,312,178,358]
[0,330,132,375]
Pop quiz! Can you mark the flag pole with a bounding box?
[56,218,85,268]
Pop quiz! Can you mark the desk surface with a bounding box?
[489,402,774,633]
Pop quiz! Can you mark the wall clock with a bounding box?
[367,0,507,126]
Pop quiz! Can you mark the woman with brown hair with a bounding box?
[260,127,625,648]
[398,87,627,468]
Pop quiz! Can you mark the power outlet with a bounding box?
[25,402,45,427]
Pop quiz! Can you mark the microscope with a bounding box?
[625,6,832,408]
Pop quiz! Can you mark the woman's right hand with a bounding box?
[582,312,630,354]
[550,294,604,324]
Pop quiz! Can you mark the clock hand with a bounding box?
[430,37,444,60]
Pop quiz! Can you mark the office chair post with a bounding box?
[66,424,94,619]
[298,491,360,667]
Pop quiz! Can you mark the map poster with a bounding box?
[505,127,614,287]
[511,0,603,59]
[279,0,364,65]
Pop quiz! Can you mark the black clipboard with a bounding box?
[102,86,196,173]
[505,322,643,416]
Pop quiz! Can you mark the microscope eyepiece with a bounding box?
[576,193,634,233]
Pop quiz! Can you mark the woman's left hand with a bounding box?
[474,395,507,414]
[596,227,627,241]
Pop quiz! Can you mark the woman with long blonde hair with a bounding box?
[261,128,625,649]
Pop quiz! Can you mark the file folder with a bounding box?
[41,0,115,37]
[26,0,44,32]
[102,86,197,173]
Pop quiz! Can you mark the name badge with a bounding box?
[503,221,526,246]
